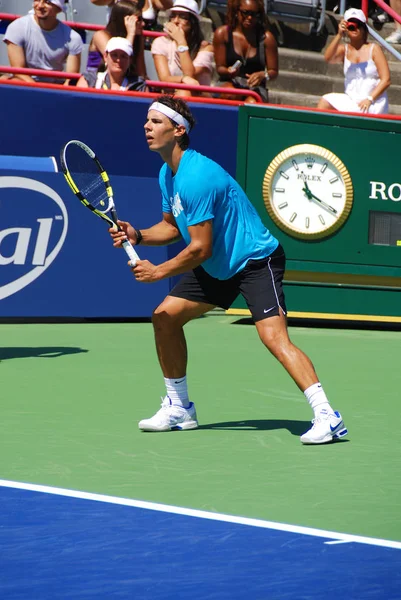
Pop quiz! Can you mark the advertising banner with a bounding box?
[0,170,173,318]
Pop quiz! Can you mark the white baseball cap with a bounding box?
[170,0,200,19]
[105,37,133,56]
[343,8,367,23]
[50,0,66,11]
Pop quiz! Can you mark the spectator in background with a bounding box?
[87,0,146,79]
[90,0,173,31]
[151,0,214,95]
[77,36,147,90]
[385,0,401,43]
[213,0,278,103]
[3,0,82,84]
[317,9,390,114]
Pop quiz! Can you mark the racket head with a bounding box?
[60,140,117,228]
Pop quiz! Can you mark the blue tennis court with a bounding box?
[1,480,400,600]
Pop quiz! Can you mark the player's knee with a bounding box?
[259,330,288,360]
[152,306,178,333]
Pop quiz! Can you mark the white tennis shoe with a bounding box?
[138,397,198,432]
[300,410,348,444]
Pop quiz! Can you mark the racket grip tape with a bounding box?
[122,240,139,266]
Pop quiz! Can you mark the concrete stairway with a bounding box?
[267,14,401,115]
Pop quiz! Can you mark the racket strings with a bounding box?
[77,174,112,213]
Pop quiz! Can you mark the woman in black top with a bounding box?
[213,0,278,102]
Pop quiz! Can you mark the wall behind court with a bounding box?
[0,86,239,177]
[0,86,239,318]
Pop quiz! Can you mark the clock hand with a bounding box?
[309,192,338,215]
[301,172,337,214]
[300,172,311,191]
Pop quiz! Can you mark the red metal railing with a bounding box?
[145,80,262,102]
[0,66,263,102]
[0,75,256,106]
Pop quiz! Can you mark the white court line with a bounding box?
[1,479,400,551]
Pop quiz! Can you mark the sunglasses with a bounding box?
[239,9,260,18]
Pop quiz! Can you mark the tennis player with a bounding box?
[110,95,348,444]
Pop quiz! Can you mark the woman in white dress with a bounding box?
[317,8,391,115]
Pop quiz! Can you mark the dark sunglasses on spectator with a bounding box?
[239,9,260,17]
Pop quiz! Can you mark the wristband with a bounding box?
[134,228,143,245]
[367,95,374,102]
[177,45,189,53]
[264,69,270,81]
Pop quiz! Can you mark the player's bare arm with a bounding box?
[132,219,213,283]
[109,213,181,247]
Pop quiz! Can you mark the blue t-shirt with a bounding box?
[160,149,279,280]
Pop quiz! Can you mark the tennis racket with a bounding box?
[60,139,139,266]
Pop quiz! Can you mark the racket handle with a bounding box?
[122,240,139,266]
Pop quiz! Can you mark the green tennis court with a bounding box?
[1,314,400,543]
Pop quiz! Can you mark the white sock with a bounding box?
[304,382,334,417]
[164,376,189,408]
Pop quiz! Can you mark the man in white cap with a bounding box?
[77,36,147,92]
[3,0,83,84]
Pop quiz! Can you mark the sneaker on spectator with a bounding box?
[373,10,391,23]
[300,411,348,444]
[138,397,198,432]
[385,29,401,43]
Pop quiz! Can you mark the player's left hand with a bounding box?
[129,259,160,282]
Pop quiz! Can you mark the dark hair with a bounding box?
[106,0,143,74]
[169,11,204,59]
[106,0,142,36]
[227,0,267,33]
[151,94,196,149]
[185,13,204,60]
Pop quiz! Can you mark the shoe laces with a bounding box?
[160,396,172,409]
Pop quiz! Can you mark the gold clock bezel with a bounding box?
[262,143,354,240]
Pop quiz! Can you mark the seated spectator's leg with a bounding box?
[317,97,336,110]
[215,81,241,101]
[244,95,258,103]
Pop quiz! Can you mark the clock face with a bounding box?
[262,144,353,239]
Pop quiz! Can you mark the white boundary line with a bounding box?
[1,479,400,551]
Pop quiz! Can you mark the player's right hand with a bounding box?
[109,220,137,247]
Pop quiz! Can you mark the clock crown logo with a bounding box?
[305,155,315,169]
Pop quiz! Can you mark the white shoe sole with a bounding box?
[301,426,348,445]
[138,419,198,432]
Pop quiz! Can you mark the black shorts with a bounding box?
[169,244,287,322]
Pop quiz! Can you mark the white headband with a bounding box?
[149,102,190,133]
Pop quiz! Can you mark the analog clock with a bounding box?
[262,144,353,239]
